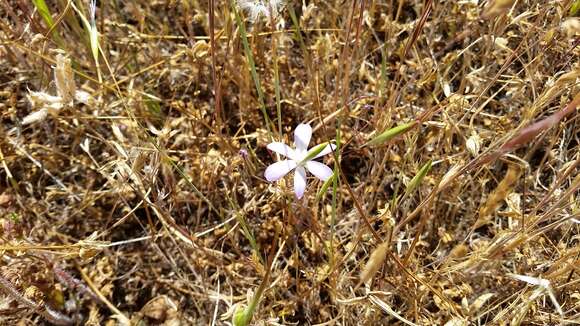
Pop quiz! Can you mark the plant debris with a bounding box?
[0,0,578,325]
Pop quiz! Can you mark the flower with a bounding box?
[237,0,285,22]
[265,123,336,199]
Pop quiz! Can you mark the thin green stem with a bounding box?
[232,1,274,138]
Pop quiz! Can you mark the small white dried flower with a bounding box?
[27,91,64,115]
[22,90,63,128]
[237,0,285,23]
[22,53,95,127]
[466,133,481,157]
[21,108,49,125]
[74,90,94,105]
[508,273,563,316]
[562,18,580,38]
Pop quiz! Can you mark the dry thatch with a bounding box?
[0,0,579,325]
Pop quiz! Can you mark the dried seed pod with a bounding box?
[358,241,389,287]
[140,295,178,321]
[474,164,521,229]
[79,247,100,261]
[0,273,72,325]
[54,54,75,104]
[24,285,45,307]
[469,293,495,315]
[466,133,481,157]
[482,0,516,19]
[2,269,22,289]
[1,218,24,239]
[438,163,463,191]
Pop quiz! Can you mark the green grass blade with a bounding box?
[404,160,432,196]
[364,121,417,147]
[570,0,580,16]
[231,1,273,138]
[31,0,65,46]
[317,171,336,200]
[32,0,56,30]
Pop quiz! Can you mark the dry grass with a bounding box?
[0,0,579,325]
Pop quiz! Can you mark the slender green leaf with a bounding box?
[31,0,64,46]
[365,121,417,146]
[300,141,333,164]
[70,1,101,81]
[405,160,432,196]
[233,306,251,326]
[288,5,308,55]
[231,1,273,137]
[317,171,336,200]
[32,0,56,29]
[570,0,580,16]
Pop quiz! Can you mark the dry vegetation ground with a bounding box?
[0,0,579,325]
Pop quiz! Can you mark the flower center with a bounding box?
[295,148,307,164]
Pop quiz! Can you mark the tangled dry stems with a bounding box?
[0,0,579,325]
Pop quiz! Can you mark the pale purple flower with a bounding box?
[239,148,249,159]
[265,123,336,199]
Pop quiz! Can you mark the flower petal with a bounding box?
[267,142,296,160]
[294,166,307,199]
[265,160,296,182]
[314,144,337,159]
[294,123,312,152]
[306,161,334,181]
